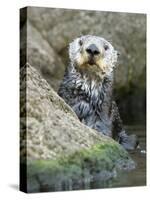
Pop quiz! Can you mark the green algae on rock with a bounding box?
[27,142,135,193]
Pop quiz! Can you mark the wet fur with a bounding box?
[58,35,138,150]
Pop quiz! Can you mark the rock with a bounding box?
[20,21,65,91]
[27,142,135,193]
[20,63,107,161]
[20,64,135,192]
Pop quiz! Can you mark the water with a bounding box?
[90,125,146,189]
[120,125,146,187]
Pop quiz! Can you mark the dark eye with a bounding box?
[79,40,83,46]
[104,44,109,51]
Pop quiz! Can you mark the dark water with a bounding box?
[120,125,146,187]
[90,125,146,189]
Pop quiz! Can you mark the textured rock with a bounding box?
[20,64,136,192]
[20,64,109,161]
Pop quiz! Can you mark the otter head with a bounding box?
[69,35,118,79]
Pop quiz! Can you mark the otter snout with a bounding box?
[86,44,100,56]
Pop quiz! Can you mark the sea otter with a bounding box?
[58,35,138,150]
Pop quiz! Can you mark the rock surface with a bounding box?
[20,64,135,192]
[20,64,109,161]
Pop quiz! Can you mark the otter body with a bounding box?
[58,35,138,150]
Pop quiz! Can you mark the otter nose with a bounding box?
[86,44,100,56]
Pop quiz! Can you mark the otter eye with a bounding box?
[79,40,83,46]
[104,44,109,51]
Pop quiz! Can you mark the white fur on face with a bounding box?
[69,35,118,76]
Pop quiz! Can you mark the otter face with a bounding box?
[69,35,118,77]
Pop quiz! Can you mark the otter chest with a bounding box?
[73,77,112,113]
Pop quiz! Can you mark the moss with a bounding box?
[27,141,134,192]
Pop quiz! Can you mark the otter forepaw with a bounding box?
[118,131,139,150]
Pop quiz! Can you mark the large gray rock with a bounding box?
[20,64,135,192]
[20,64,109,161]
